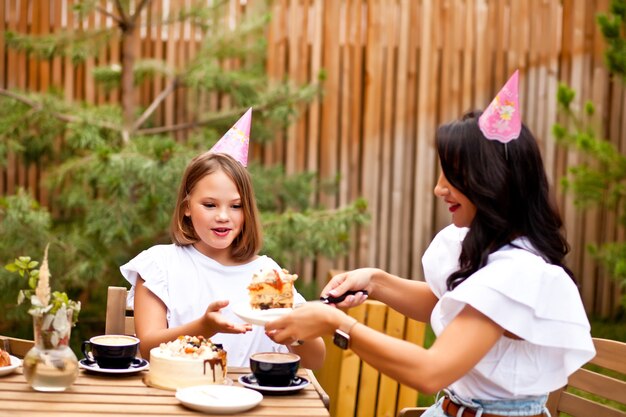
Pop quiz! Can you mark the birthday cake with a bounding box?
[247,268,298,309]
[148,335,227,390]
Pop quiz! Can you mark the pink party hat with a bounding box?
[209,108,251,166]
[478,70,521,143]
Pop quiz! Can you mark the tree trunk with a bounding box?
[120,23,138,142]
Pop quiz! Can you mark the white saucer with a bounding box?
[0,355,20,377]
[176,385,263,414]
[79,358,149,374]
[238,373,310,393]
[232,302,296,326]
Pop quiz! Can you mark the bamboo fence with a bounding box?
[0,0,623,316]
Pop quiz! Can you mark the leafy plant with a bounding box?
[552,0,626,310]
[5,247,81,325]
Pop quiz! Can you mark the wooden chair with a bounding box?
[398,337,626,417]
[105,286,135,336]
[316,270,428,417]
[546,337,626,417]
[0,336,34,358]
[104,285,330,409]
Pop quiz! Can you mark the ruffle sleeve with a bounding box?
[422,224,468,298]
[119,245,171,311]
[439,246,596,380]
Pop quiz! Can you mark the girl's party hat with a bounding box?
[209,108,252,166]
[478,70,521,143]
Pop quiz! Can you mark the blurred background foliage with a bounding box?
[0,0,368,347]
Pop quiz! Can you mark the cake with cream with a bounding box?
[148,335,226,390]
[247,268,298,309]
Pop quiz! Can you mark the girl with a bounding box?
[266,74,595,415]
[121,152,325,368]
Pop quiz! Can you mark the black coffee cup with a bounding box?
[250,352,300,387]
[81,335,140,369]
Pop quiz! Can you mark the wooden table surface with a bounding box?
[0,364,331,417]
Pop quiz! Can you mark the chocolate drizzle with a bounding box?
[203,358,222,379]
[202,346,227,380]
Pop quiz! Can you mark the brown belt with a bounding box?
[442,397,544,417]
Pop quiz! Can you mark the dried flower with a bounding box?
[34,244,51,307]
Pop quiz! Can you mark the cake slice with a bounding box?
[247,268,298,310]
[0,349,10,367]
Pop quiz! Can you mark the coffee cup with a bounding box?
[250,352,300,387]
[81,335,140,369]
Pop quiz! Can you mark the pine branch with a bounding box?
[135,104,275,135]
[131,0,152,25]
[132,77,179,132]
[96,5,125,26]
[113,0,128,23]
[0,88,121,132]
[262,201,368,228]
[135,84,316,136]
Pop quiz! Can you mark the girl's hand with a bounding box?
[204,300,252,334]
[265,303,342,344]
[321,268,378,308]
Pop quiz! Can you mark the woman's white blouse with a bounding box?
[423,225,596,399]
[120,244,305,367]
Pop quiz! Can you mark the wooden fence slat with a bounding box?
[376,0,395,271]
[461,0,474,113]
[287,0,302,172]
[346,0,365,270]
[360,0,384,268]
[0,0,5,194]
[412,0,438,281]
[397,0,419,280]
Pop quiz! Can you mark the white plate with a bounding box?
[79,358,149,374]
[176,385,263,414]
[238,373,310,393]
[232,302,295,326]
[0,355,20,376]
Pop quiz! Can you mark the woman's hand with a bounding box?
[265,302,344,343]
[203,300,252,334]
[321,268,380,308]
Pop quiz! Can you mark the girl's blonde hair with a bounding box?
[170,152,262,262]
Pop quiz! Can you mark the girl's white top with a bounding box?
[120,244,305,367]
[423,225,595,399]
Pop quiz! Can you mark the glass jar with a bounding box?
[23,307,79,392]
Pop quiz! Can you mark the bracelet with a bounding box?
[339,317,359,335]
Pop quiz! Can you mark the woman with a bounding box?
[266,73,594,416]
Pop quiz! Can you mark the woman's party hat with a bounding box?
[209,108,252,166]
[478,70,521,143]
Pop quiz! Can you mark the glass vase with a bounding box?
[23,307,79,392]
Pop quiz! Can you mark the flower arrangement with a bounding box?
[5,244,81,348]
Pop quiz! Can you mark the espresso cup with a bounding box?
[81,335,140,369]
[250,352,300,387]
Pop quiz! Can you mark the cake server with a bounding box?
[319,290,368,304]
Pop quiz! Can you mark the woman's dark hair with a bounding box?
[436,110,575,290]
